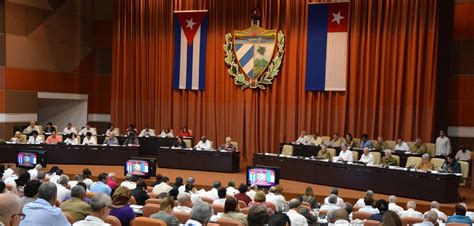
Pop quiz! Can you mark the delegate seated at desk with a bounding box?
[159,128,174,138]
[440,153,461,173]
[105,124,120,137]
[417,154,434,170]
[410,138,427,155]
[43,122,54,136]
[27,130,43,144]
[359,134,372,149]
[336,144,352,162]
[380,150,399,166]
[124,131,139,145]
[312,133,323,146]
[64,133,79,145]
[315,145,331,160]
[82,132,97,145]
[173,137,187,148]
[139,126,155,137]
[10,131,26,144]
[78,124,97,136]
[455,146,471,161]
[194,136,212,150]
[178,126,192,137]
[327,133,343,148]
[104,133,119,146]
[62,122,77,136]
[374,136,389,151]
[360,147,375,165]
[23,121,41,135]
[294,131,312,145]
[219,137,236,151]
[394,138,409,151]
[45,130,62,144]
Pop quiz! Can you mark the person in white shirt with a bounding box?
[413,210,438,226]
[394,138,410,151]
[388,195,404,213]
[201,181,221,200]
[62,122,78,136]
[455,146,471,161]
[73,193,112,226]
[320,194,341,211]
[327,208,351,225]
[27,130,44,144]
[212,188,227,206]
[173,193,193,213]
[56,175,71,202]
[120,174,138,190]
[354,190,374,208]
[158,128,174,138]
[10,131,26,144]
[246,184,258,200]
[194,136,212,150]
[265,186,287,212]
[64,133,80,145]
[178,177,195,194]
[78,123,97,136]
[358,196,379,214]
[23,121,41,135]
[312,133,323,146]
[424,201,447,222]
[183,201,214,226]
[68,175,82,188]
[324,188,345,208]
[435,130,451,156]
[360,148,375,165]
[337,144,353,162]
[82,132,97,145]
[28,164,42,180]
[152,176,172,194]
[399,201,423,218]
[139,126,156,137]
[226,180,239,196]
[287,199,309,226]
[294,131,312,145]
[2,164,15,180]
[105,124,119,137]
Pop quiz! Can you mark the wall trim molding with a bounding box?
[448,126,474,138]
[38,92,88,100]
[0,113,38,123]
[88,114,110,122]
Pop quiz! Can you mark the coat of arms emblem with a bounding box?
[224,10,285,89]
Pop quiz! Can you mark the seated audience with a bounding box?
[328,133,343,148]
[64,133,79,145]
[248,205,270,226]
[131,181,149,206]
[411,138,428,155]
[212,187,228,206]
[56,175,71,202]
[178,126,193,137]
[73,193,113,226]
[0,181,5,193]
[123,131,139,146]
[345,133,354,147]
[369,199,389,222]
[394,138,409,151]
[173,177,184,189]
[381,150,399,166]
[27,164,42,180]
[120,174,138,190]
[173,193,193,213]
[295,196,318,224]
[78,123,97,136]
[221,197,248,225]
[226,180,238,196]
[295,131,312,145]
[194,136,212,150]
[44,122,54,136]
[447,204,472,225]
[388,195,404,213]
[46,130,62,144]
[302,186,320,209]
[202,181,221,200]
[413,210,438,226]
[152,176,173,194]
[159,128,174,138]
[248,191,275,215]
[82,132,97,145]
[27,130,43,144]
[90,173,112,196]
[150,196,179,225]
[268,213,291,225]
[21,182,70,226]
[0,193,22,226]
[311,133,323,146]
[105,124,119,137]
[320,194,341,211]
[360,147,375,165]
[10,131,27,144]
[354,190,374,208]
[326,209,350,225]
[60,185,92,222]
[424,201,447,222]
[286,198,308,226]
[246,184,258,200]
[374,136,390,151]
[103,133,119,146]
[12,171,30,196]
[382,210,402,226]
[20,180,42,208]
[110,186,135,226]
[82,168,94,188]
[173,136,187,148]
[184,201,213,225]
[62,122,78,136]
[139,125,155,137]
[440,153,461,173]
[23,121,41,135]
[417,154,434,170]
[337,143,353,162]
[323,187,345,208]
[265,185,287,212]
[106,173,119,190]
[234,183,252,205]
[219,137,237,151]
[399,201,423,218]
[315,144,331,160]
[455,145,471,161]
[359,134,372,148]
[152,174,164,187]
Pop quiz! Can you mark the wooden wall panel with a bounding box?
[88,94,111,114]
[453,2,474,40]
[5,91,37,113]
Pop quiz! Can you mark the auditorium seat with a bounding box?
[38,135,45,142]
[353,138,361,147]
[321,136,331,143]
[231,141,239,150]
[183,139,193,148]
[369,140,377,148]
[63,212,74,224]
[37,125,44,134]
[352,211,372,220]
[212,204,225,214]
[386,140,396,150]
[281,144,294,156]
[401,217,423,225]
[240,207,250,215]
[147,192,159,198]
[143,204,160,217]
[238,200,247,208]
[327,148,336,159]
[405,157,422,168]
[352,151,359,161]
[392,155,401,166]
[147,187,153,192]
[172,211,190,224]
[370,152,381,165]
[364,220,382,226]
[105,215,122,226]
[53,125,59,133]
[426,143,436,156]
[145,198,161,205]
[431,158,445,169]
[407,142,416,151]
[459,161,469,186]
[201,197,214,204]
[20,134,27,142]
[114,128,120,135]
[318,209,329,218]
[216,218,244,226]
[131,217,166,226]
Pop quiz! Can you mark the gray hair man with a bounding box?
[320,194,341,211]
[399,200,423,218]
[56,175,71,202]
[28,164,42,180]
[73,193,112,226]
[185,201,214,225]
[60,185,92,222]
[0,193,22,226]
[414,210,438,226]
[388,195,404,213]
[173,193,192,213]
[287,199,308,225]
[425,201,447,221]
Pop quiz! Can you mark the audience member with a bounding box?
[248,191,275,215]
[106,172,119,190]
[173,193,192,213]
[424,201,447,222]
[446,204,472,225]
[90,173,112,196]
[56,175,71,202]
[323,187,345,208]
[327,209,350,225]
[246,184,258,200]
[194,136,212,150]
[131,181,150,206]
[11,131,27,144]
[301,186,320,209]
[73,193,112,226]
[286,198,308,226]
[388,195,404,213]
[374,136,389,151]
[455,145,471,161]
[169,187,179,200]
[158,128,174,138]
[413,210,438,226]
[27,164,42,180]
[381,150,399,166]
[358,196,379,214]
[152,174,163,187]
[20,180,41,208]
[417,154,434,170]
[82,132,97,145]
[435,130,451,156]
[226,180,238,196]
[354,190,374,208]
[316,144,332,160]
[27,130,43,144]
[120,174,138,190]
[202,181,221,200]
[320,194,341,211]
[382,210,402,226]
[12,171,30,196]
[174,177,184,189]
[21,182,70,226]
[337,143,353,162]
[23,121,40,135]
[82,168,94,188]
[398,201,423,218]
[184,201,213,225]
[139,125,155,137]
[219,137,237,151]
[328,133,343,148]
[213,187,228,206]
[60,185,92,223]
[360,148,375,165]
[234,183,252,205]
[369,199,389,222]
[268,213,291,226]
[295,196,318,224]
[0,181,5,194]
[43,122,54,135]
[152,176,172,194]
[221,197,248,225]
[265,185,287,212]
[394,138,409,151]
[247,205,270,226]
[150,196,179,225]
[359,134,372,148]
[440,153,461,173]
[62,122,78,136]
[110,186,135,226]
[0,193,22,226]
[411,138,427,155]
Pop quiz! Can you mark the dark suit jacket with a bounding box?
[131,188,150,205]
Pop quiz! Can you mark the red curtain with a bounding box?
[112,0,440,160]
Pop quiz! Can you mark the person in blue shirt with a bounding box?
[21,182,70,226]
[447,204,472,225]
[359,134,372,149]
[441,153,462,174]
[90,173,112,196]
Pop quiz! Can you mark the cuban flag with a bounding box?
[305,2,349,91]
[173,10,208,90]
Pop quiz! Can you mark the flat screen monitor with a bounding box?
[16,150,47,168]
[124,157,156,178]
[246,166,280,188]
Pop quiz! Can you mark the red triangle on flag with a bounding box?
[175,12,206,46]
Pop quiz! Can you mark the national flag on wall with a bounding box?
[305,2,349,91]
[173,10,208,90]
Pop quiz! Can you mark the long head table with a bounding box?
[253,153,460,203]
